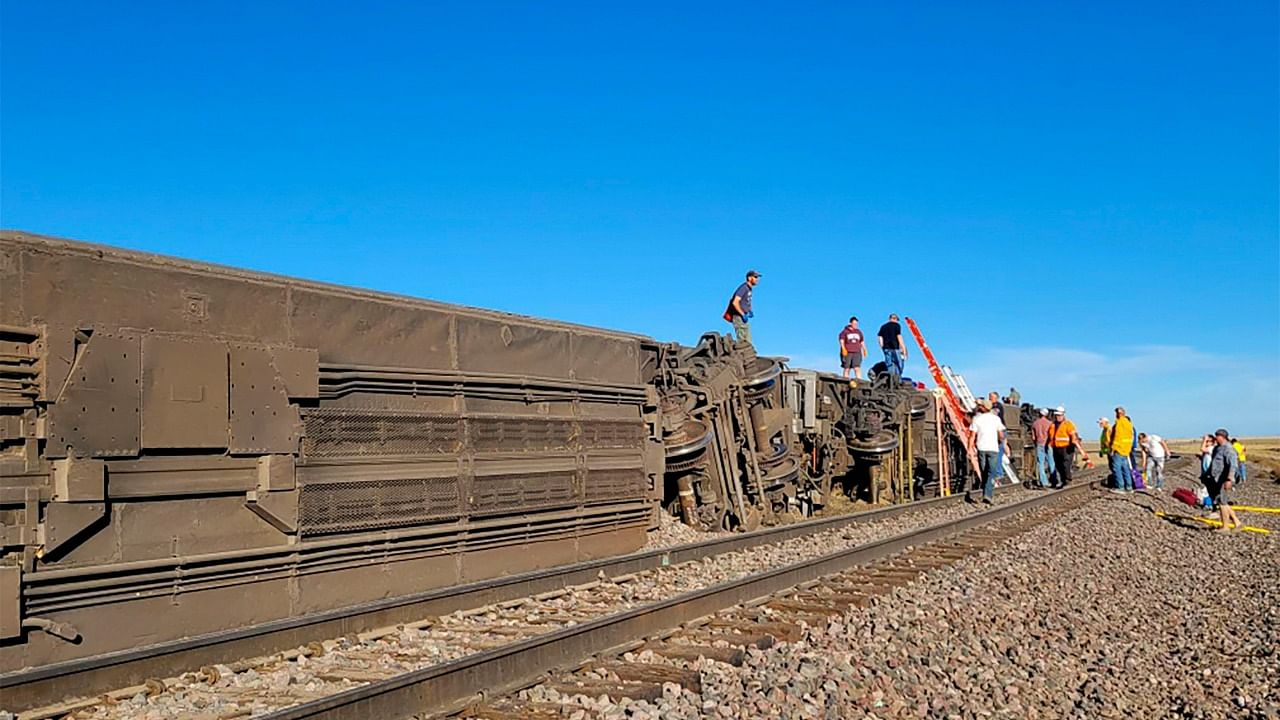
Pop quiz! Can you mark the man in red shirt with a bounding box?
[1030,408,1054,488]
[838,316,865,380]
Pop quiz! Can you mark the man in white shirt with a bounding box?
[967,398,1006,505]
[1139,432,1170,491]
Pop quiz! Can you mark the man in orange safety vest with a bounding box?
[1049,406,1092,487]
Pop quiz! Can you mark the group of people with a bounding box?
[722,273,1250,530]
[1198,432,1249,485]
[1091,411,1249,533]
[971,402,1094,503]
[722,271,912,384]
[1095,407,1171,493]
[837,313,908,383]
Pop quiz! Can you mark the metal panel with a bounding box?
[51,458,105,501]
[0,566,18,640]
[271,346,319,399]
[39,502,106,557]
[288,288,454,369]
[46,333,141,458]
[17,246,290,343]
[570,332,639,384]
[141,336,228,449]
[229,345,299,455]
[456,316,571,378]
[0,246,19,325]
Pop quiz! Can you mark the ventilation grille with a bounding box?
[299,476,461,535]
[303,409,462,458]
[471,470,577,515]
[470,417,575,453]
[0,327,39,410]
[580,420,645,450]
[303,409,645,459]
[584,467,647,502]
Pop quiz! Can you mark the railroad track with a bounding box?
[7,477,1099,720]
[468,484,1097,719]
[5,479,1058,719]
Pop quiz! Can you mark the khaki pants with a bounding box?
[731,316,751,344]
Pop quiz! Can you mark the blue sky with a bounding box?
[2,2,1277,437]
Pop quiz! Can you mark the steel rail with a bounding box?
[0,479,1047,712]
[260,482,1095,720]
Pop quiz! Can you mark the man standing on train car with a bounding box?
[877,313,907,382]
[724,270,760,344]
[838,316,865,380]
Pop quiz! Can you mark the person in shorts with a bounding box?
[838,316,865,380]
[1206,428,1241,532]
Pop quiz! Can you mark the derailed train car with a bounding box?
[0,231,966,673]
[0,232,663,671]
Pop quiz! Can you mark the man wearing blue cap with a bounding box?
[724,270,761,344]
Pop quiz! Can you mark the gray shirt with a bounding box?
[1209,443,1239,484]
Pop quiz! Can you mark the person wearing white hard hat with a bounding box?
[1048,406,1091,487]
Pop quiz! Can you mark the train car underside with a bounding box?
[0,232,659,671]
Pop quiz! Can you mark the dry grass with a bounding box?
[1165,436,1280,479]
[1080,436,1280,481]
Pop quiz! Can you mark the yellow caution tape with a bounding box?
[1228,505,1280,514]
[1154,510,1270,535]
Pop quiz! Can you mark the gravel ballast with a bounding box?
[573,465,1279,719]
[65,484,1045,719]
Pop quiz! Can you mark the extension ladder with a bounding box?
[903,318,981,479]
[905,318,1020,486]
[942,366,977,412]
[946,365,1019,485]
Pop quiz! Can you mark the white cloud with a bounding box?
[756,342,1278,437]
[956,345,1279,438]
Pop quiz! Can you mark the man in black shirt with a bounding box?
[877,313,906,382]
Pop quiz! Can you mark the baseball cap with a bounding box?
[746,269,762,278]
[1215,428,1229,438]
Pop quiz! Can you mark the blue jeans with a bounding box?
[884,349,904,381]
[978,450,999,500]
[1238,462,1247,485]
[995,444,1005,480]
[1036,445,1054,487]
[1110,453,1133,491]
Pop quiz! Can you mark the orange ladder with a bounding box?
[905,317,981,480]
